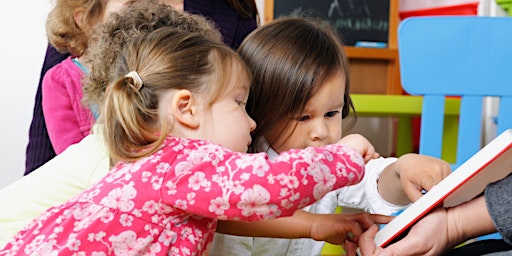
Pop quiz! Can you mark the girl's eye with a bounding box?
[295,115,310,122]
[235,100,246,106]
[325,110,340,118]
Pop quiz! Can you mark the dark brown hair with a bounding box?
[238,16,356,152]
[227,0,258,20]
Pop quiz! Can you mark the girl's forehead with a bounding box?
[230,73,250,97]
[305,72,345,107]
[207,57,251,102]
[231,61,251,91]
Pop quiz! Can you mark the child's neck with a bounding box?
[76,54,92,72]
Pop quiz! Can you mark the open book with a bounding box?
[375,129,512,247]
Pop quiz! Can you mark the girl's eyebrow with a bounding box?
[233,84,249,99]
[321,100,344,112]
[239,81,250,95]
[333,101,344,109]
[242,79,250,92]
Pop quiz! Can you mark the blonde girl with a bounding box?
[41,0,138,155]
[0,2,221,247]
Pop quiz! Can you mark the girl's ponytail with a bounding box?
[102,72,162,162]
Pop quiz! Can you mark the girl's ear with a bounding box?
[171,90,200,129]
[73,8,85,30]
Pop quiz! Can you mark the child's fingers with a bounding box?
[403,177,439,202]
[339,134,379,163]
[350,212,392,230]
[323,220,362,246]
[401,156,452,202]
[343,220,364,242]
[370,213,394,225]
[326,213,390,249]
[364,150,380,163]
[362,143,379,163]
[343,240,359,256]
[352,212,377,230]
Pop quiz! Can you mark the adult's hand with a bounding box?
[358,208,451,256]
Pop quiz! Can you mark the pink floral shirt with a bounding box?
[2,137,364,256]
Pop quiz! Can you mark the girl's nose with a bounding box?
[310,120,329,141]
[248,115,257,132]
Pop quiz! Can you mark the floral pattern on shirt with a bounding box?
[1,137,364,256]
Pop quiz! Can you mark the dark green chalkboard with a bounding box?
[274,0,390,46]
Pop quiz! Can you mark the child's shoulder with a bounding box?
[43,56,82,82]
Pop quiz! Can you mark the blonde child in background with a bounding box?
[210,16,452,255]
[1,22,384,255]
[41,0,136,154]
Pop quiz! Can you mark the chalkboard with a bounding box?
[273,0,390,46]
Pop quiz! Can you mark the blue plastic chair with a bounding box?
[398,16,512,169]
[398,16,512,241]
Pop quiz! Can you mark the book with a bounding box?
[374,129,512,247]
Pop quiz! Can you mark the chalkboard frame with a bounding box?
[263,0,398,49]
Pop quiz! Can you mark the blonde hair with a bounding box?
[102,27,250,163]
[46,0,108,56]
[83,1,221,113]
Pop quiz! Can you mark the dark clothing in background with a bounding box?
[25,45,69,174]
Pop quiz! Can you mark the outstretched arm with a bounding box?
[216,209,392,253]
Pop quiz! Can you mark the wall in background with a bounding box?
[0,1,51,189]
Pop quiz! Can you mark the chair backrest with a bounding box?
[398,16,512,169]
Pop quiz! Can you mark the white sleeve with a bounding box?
[336,157,410,215]
[0,126,109,248]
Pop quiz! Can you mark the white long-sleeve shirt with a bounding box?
[210,138,409,256]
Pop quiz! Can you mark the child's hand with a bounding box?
[394,154,451,202]
[309,212,393,255]
[339,134,380,163]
